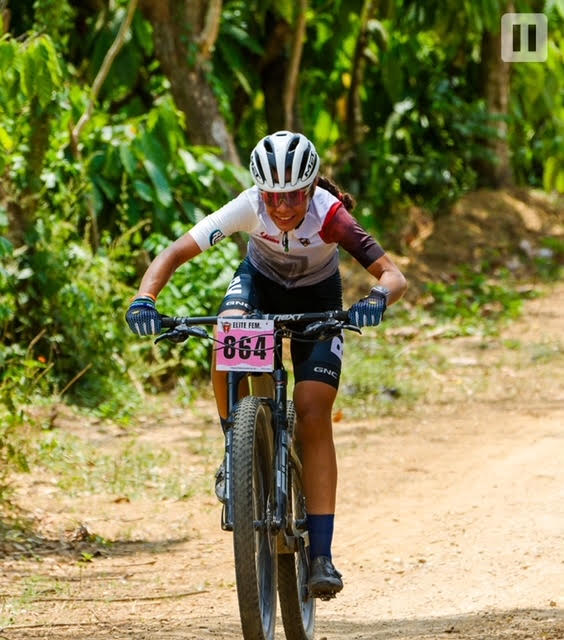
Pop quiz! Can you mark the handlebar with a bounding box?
[161,309,351,329]
[156,309,360,345]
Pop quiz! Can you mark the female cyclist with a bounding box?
[126,130,407,598]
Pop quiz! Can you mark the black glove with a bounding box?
[126,296,161,336]
[349,286,388,328]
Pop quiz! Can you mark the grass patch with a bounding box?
[30,431,194,500]
[423,265,538,326]
[0,574,70,628]
[528,340,563,363]
[339,327,450,418]
[337,271,556,417]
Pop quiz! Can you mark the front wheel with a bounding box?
[277,400,316,640]
[232,396,277,640]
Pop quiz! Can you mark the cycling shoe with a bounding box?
[308,555,343,599]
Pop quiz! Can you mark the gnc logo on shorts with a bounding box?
[314,366,338,379]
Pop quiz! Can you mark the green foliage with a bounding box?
[1,1,562,499]
[534,236,564,280]
[340,329,422,418]
[0,29,248,437]
[0,418,30,503]
[0,213,135,418]
[424,267,536,325]
[510,7,564,192]
[298,10,496,214]
[32,0,76,46]
[54,95,252,238]
[0,33,62,188]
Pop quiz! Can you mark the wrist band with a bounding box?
[130,292,157,302]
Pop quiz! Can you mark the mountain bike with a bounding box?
[156,309,359,640]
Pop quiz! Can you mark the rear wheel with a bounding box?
[277,401,316,640]
[232,396,276,640]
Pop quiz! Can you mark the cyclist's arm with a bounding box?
[365,254,407,305]
[136,233,202,300]
[136,189,259,300]
[319,204,407,304]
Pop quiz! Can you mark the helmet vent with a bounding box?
[252,151,266,182]
[288,136,301,152]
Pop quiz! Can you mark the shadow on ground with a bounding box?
[0,515,189,562]
[2,608,563,639]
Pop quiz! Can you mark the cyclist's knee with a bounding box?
[294,381,336,412]
[294,382,336,442]
[296,401,331,425]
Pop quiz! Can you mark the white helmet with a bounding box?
[249,130,320,192]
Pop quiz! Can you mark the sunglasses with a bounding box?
[260,188,310,208]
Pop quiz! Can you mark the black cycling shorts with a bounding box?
[218,257,344,389]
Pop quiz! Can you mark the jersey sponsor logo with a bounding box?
[224,300,252,310]
[260,231,279,244]
[209,229,225,245]
[226,276,242,295]
[330,335,344,360]
[314,366,338,379]
[298,237,311,247]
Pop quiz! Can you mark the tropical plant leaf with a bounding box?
[142,159,172,207]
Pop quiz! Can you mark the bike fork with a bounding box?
[221,370,248,532]
[272,368,289,532]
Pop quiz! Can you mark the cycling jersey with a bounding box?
[189,186,384,288]
[218,258,344,389]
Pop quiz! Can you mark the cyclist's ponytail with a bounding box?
[317,176,356,213]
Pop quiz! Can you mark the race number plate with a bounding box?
[216,318,275,372]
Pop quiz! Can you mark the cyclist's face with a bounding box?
[260,187,312,231]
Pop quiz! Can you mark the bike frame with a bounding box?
[160,310,351,539]
[221,330,289,534]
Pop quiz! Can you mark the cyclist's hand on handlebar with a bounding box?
[349,287,387,328]
[126,296,162,336]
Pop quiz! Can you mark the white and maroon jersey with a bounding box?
[188,185,384,288]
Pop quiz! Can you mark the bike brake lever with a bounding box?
[302,318,340,337]
[155,328,188,344]
[341,323,362,335]
[186,326,209,339]
[154,324,208,344]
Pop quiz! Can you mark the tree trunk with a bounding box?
[139,0,240,165]
[342,0,378,188]
[260,17,292,132]
[283,0,308,130]
[4,98,51,247]
[347,0,377,147]
[478,4,513,188]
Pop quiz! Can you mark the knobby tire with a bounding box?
[277,400,316,640]
[232,396,276,640]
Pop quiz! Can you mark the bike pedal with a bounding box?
[307,587,338,601]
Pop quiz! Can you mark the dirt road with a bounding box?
[1,284,563,639]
